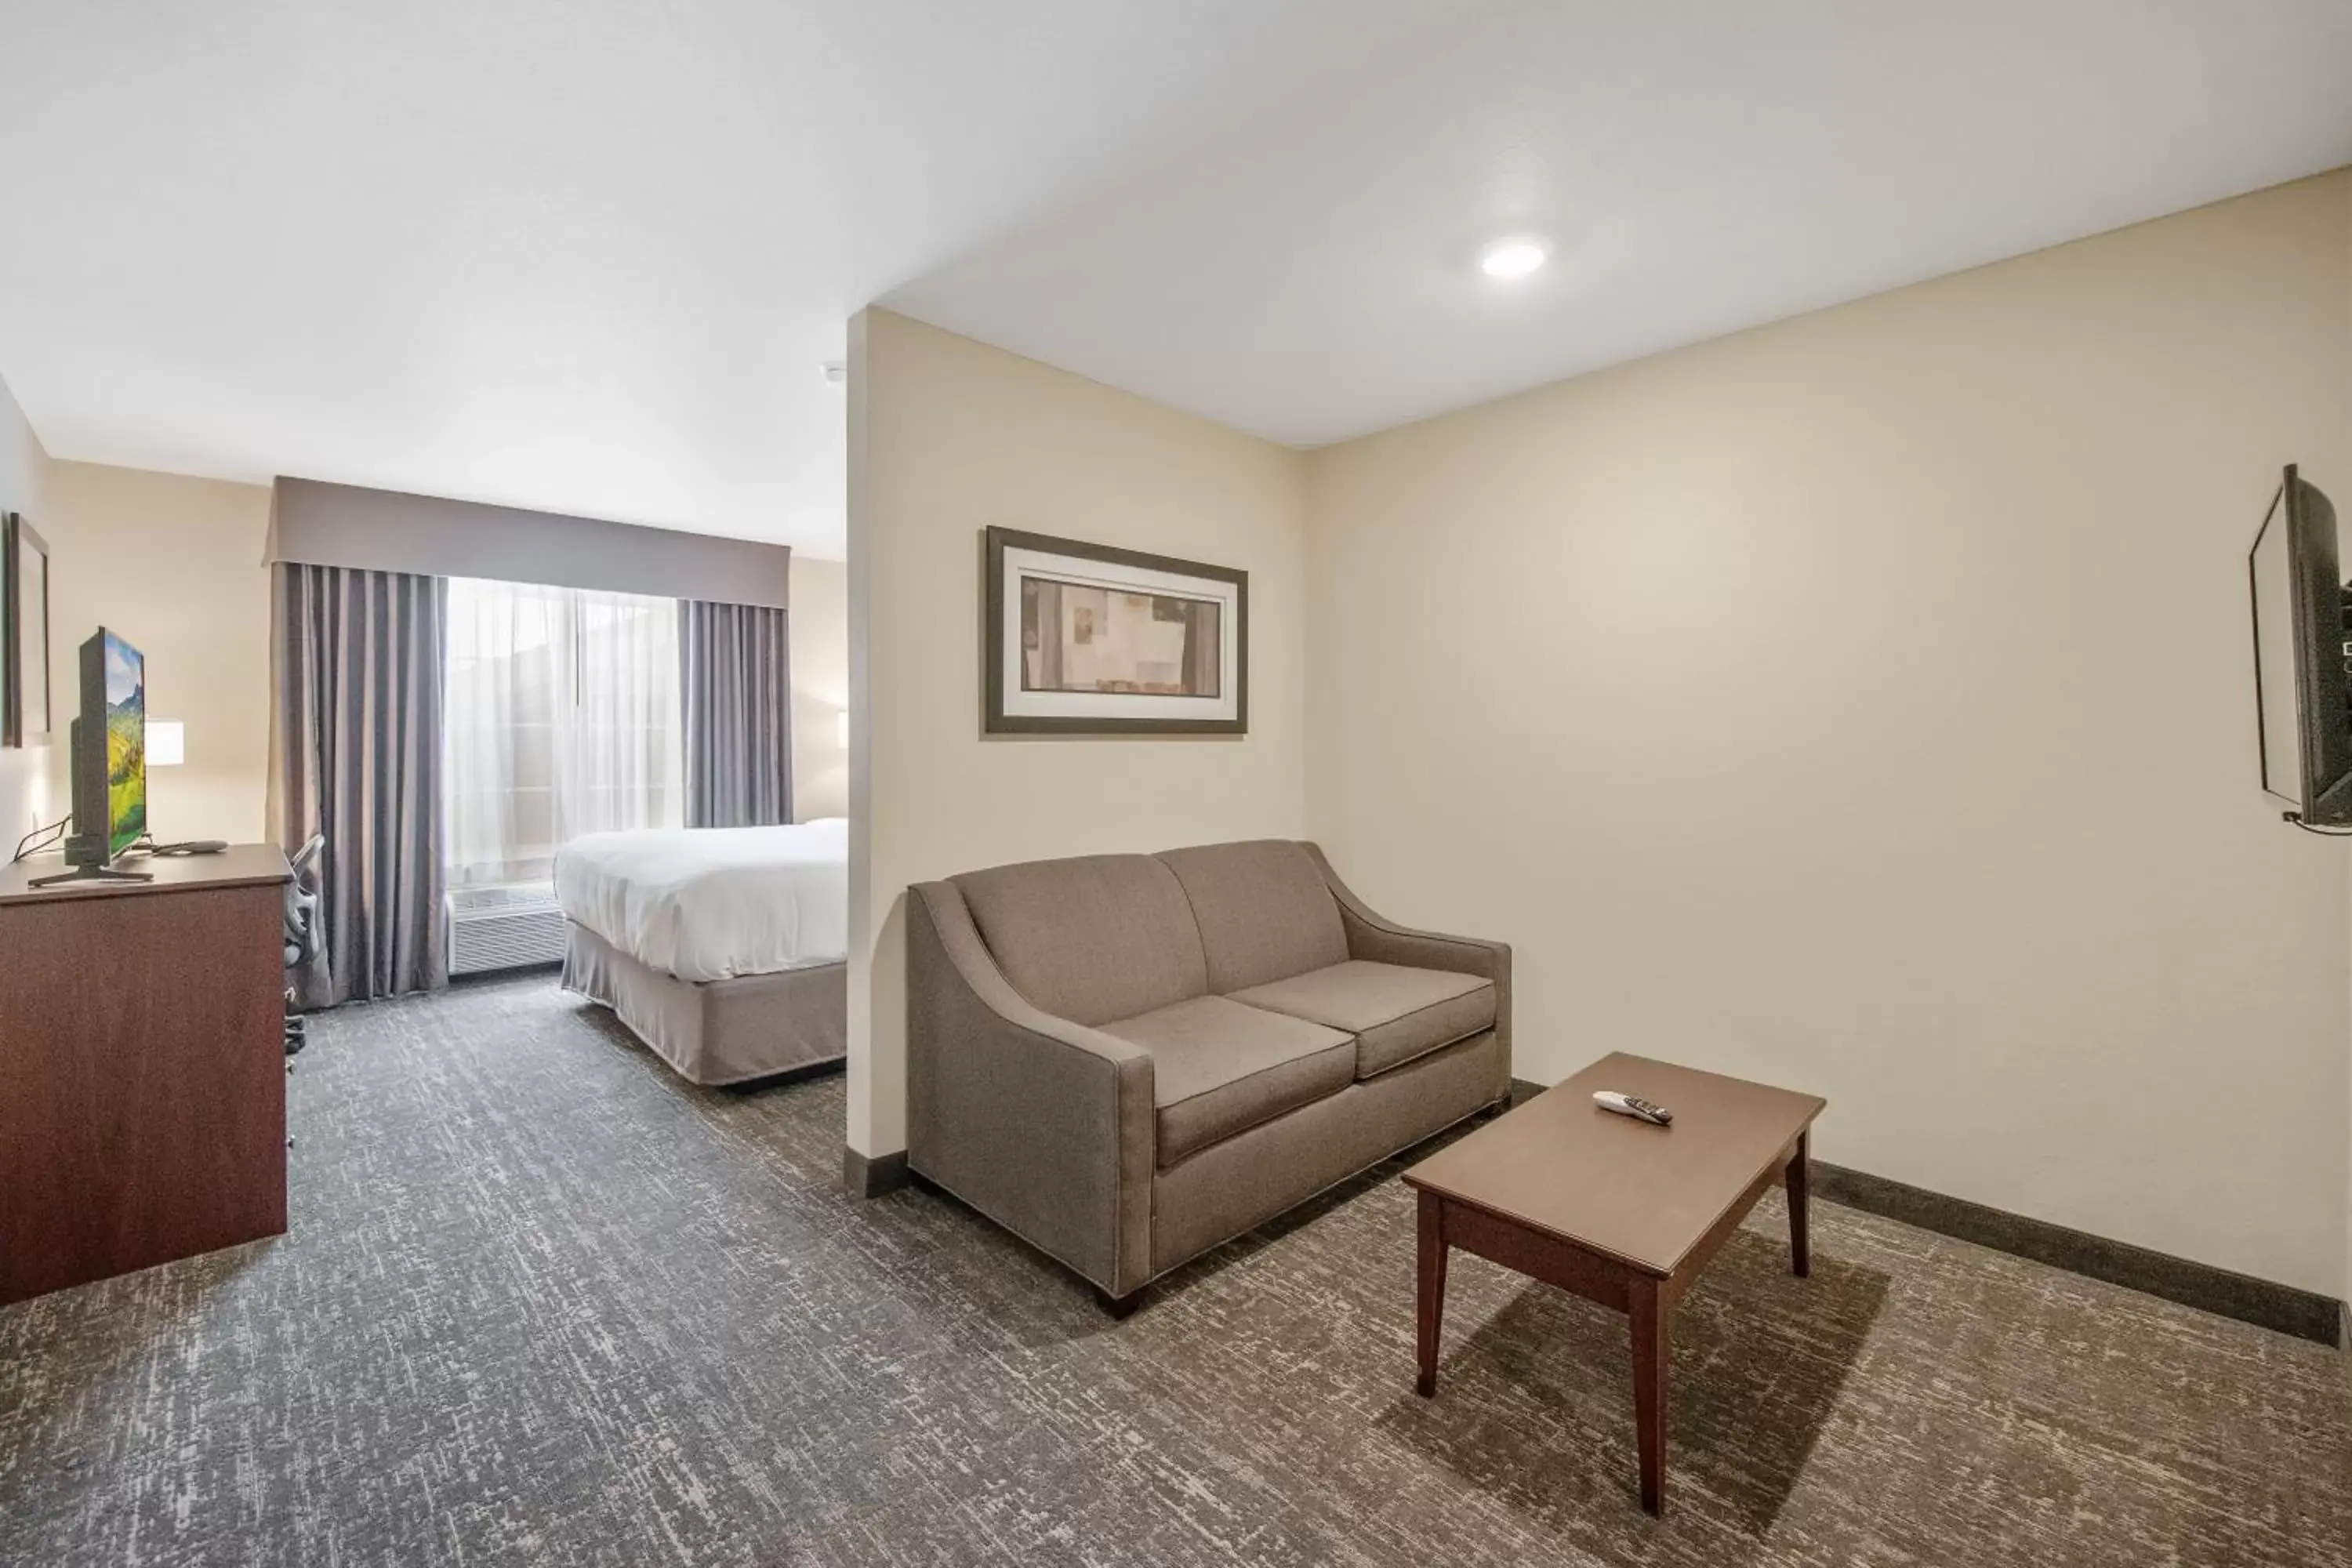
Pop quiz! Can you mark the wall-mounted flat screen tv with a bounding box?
[2249,466,2352,826]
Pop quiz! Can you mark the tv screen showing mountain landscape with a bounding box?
[103,630,144,858]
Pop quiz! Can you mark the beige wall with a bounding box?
[0,372,53,841]
[847,308,1309,1157]
[45,462,274,845]
[791,555,849,822]
[1306,173,2352,1296]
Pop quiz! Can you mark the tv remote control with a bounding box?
[1593,1091,1672,1127]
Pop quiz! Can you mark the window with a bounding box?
[443,578,684,887]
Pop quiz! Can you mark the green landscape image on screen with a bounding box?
[103,631,145,858]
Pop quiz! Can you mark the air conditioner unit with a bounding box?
[445,883,568,975]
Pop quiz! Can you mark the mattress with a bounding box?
[553,818,848,983]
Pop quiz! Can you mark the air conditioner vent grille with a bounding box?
[445,884,567,975]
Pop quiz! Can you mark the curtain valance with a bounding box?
[267,477,792,609]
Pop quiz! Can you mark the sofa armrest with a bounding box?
[906,880,1157,1295]
[1303,844,1513,1070]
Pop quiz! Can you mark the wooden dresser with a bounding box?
[0,844,292,1305]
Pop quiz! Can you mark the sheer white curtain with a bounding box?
[443,578,684,887]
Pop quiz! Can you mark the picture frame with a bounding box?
[3,513,53,749]
[983,526,1247,735]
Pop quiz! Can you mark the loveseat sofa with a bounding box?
[906,839,1511,1309]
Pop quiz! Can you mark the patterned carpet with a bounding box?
[1,973,2347,1567]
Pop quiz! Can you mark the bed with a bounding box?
[555,818,848,1086]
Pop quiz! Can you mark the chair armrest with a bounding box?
[1304,844,1512,1067]
[906,880,1157,1295]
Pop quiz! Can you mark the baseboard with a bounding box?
[1812,1161,2346,1348]
[843,1146,909,1200]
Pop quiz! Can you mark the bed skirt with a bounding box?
[561,921,847,1087]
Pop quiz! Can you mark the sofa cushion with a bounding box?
[1098,995,1355,1167]
[1156,840,1349,993]
[1229,960,1494,1080]
[953,855,1207,1027]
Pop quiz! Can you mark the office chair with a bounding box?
[284,835,325,1056]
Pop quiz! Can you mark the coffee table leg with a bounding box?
[1630,1276,1668,1515]
[1415,1189,1447,1398]
[1787,1129,1811,1279]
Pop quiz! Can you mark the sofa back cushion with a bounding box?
[1156,840,1349,993]
[953,854,1210,1026]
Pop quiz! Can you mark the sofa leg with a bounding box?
[1094,1285,1145,1319]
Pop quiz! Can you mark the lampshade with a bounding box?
[836,710,850,750]
[147,720,185,768]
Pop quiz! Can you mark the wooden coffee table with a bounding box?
[1403,1051,1825,1515]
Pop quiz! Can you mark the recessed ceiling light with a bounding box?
[1478,237,1549,280]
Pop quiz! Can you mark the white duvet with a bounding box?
[553,818,849,984]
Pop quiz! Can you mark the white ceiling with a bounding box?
[0,1,1454,556]
[891,0,2352,448]
[5,5,2350,557]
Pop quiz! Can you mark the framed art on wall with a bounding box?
[3,514,53,748]
[983,527,1247,735]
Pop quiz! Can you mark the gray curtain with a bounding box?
[271,563,448,1007]
[680,599,792,829]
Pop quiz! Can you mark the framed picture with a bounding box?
[3,514,52,749]
[984,527,1247,735]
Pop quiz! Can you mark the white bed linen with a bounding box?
[553,818,848,984]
